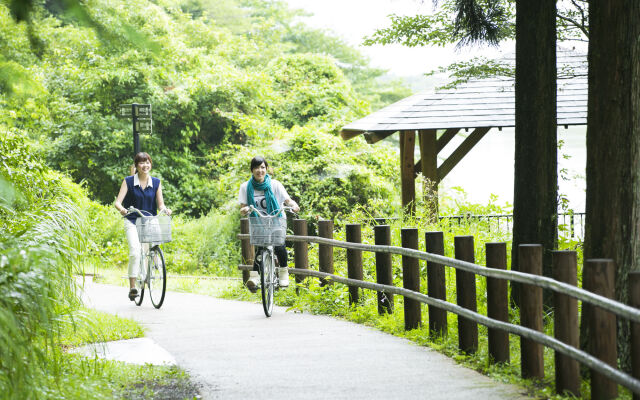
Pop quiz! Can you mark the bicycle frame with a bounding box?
[247,204,295,317]
[125,206,168,308]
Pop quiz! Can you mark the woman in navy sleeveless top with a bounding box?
[114,152,172,301]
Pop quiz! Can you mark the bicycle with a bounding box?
[124,206,171,309]
[247,205,294,317]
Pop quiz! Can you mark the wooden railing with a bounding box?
[238,219,640,398]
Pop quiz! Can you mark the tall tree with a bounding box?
[583,0,640,371]
[511,1,557,307]
[436,0,558,307]
[368,2,561,304]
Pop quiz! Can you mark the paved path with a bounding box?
[82,280,531,400]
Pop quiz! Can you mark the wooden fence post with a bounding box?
[486,242,509,364]
[374,217,387,225]
[318,220,334,286]
[584,259,617,400]
[630,272,640,400]
[293,219,308,284]
[374,224,393,314]
[346,224,363,305]
[552,250,580,397]
[401,228,421,330]
[454,236,478,354]
[519,244,544,380]
[425,231,447,337]
[240,218,252,284]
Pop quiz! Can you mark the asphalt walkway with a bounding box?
[81,279,532,400]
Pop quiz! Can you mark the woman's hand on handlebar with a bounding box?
[159,207,172,216]
[284,199,300,213]
[240,206,251,216]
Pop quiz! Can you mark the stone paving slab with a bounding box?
[71,337,176,366]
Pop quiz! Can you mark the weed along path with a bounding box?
[82,279,531,400]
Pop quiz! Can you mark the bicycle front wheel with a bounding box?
[260,249,275,317]
[148,246,166,309]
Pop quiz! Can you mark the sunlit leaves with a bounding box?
[363,0,587,86]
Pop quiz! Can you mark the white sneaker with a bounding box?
[246,271,260,293]
[277,267,289,287]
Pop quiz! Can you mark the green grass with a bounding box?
[57,306,199,399]
[92,265,236,298]
[53,352,198,400]
[59,307,145,347]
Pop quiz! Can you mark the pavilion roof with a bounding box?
[341,48,587,139]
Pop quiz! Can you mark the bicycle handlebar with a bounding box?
[248,204,297,218]
[124,206,170,218]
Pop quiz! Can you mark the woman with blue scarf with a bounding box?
[239,156,300,292]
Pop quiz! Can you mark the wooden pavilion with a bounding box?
[340,48,587,214]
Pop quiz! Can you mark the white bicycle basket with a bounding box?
[248,215,286,246]
[136,215,172,244]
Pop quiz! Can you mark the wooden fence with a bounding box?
[238,218,640,399]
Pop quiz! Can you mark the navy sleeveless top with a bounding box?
[122,175,160,224]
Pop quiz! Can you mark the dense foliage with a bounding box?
[0,131,83,397]
[0,0,414,395]
[1,0,408,220]
[0,129,209,398]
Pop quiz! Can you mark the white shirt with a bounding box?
[133,173,154,188]
[238,179,290,215]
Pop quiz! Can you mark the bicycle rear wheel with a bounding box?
[148,246,166,309]
[260,249,275,317]
[134,266,145,306]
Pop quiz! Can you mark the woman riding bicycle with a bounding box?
[239,156,299,292]
[114,152,172,301]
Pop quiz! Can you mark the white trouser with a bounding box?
[124,220,148,278]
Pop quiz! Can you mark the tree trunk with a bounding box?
[583,0,640,372]
[512,0,558,308]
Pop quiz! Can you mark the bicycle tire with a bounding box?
[260,249,275,317]
[134,266,145,306]
[148,246,166,309]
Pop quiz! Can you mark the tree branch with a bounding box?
[556,13,589,38]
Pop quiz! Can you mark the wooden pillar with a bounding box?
[373,217,387,225]
[486,242,510,364]
[346,224,363,305]
[318,220,334,286]
[374,224,393,314]
[418,129,438,220]
[240,218,252,284]
[293,219,308,284]
[552,251,580,397]
[425,231,447,337]
[400,130,416,215]
[401,228,421,330]
[519,244,544,380]
[455,236,478,354]
[583,259,617,400]
[629,272,640,400]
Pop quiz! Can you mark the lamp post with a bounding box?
[117,103,152,156]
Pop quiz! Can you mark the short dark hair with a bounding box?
[250,156,268,172]
[134,152,152,166]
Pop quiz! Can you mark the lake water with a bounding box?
[438,126,586,213]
